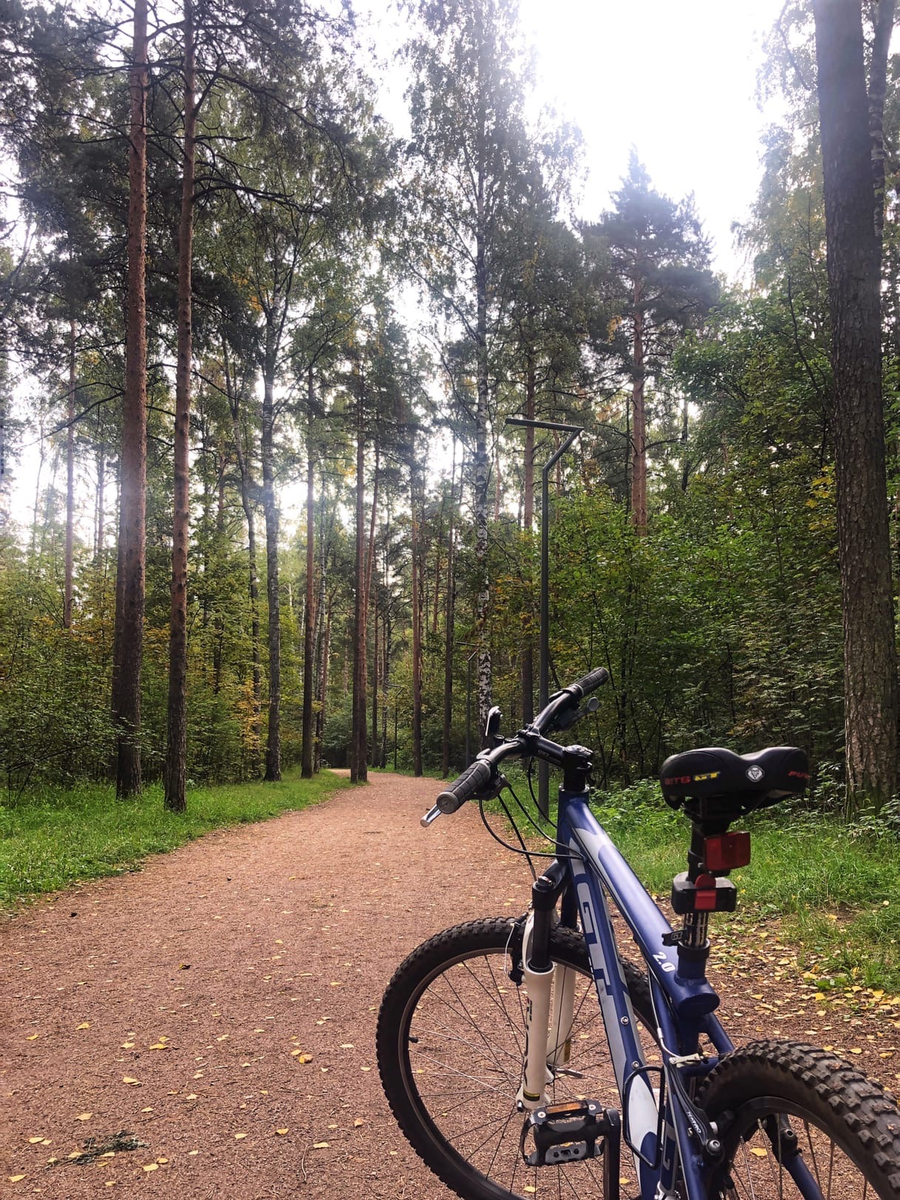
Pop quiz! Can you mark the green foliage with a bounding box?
[0,769,351,904]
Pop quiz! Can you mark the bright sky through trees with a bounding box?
[519,0,785,274]
[369,0,785,275]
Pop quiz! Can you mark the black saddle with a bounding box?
[660,746,809,816]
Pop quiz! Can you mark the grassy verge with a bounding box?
[491,774,900,993]
[594,792,900,991]
[0,769,351,905]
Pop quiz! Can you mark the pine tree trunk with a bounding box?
[371,597,379,769]
[351,370,368,783]
[630,277,647,532]
[868,0,896,240]
[112,0,149,798]
[441,442,457,776]
[813,0,898,812]
[315,595,332,773]
[229,383,262,760]
[432,490,445,638]
[411,462,423,777]
[521,356,536,722]
[164,0,196,813]
[63,316,75,628]
[474,197,492,734]
[301,393,316,778]
[261,339,281,781]
[95,438,105,560]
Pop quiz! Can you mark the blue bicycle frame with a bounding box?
[556,785,823,1200]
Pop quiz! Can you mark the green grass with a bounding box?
[0,769,352,905]
[603,790,900,992]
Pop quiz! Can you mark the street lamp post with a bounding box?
[505,417,584,818]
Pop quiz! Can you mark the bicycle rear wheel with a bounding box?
[376,917,654,1200]
[698,1040,900,1198]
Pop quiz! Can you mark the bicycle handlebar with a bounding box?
[569,666,609,700]
[428,668,610,820]
[435,758,495,814]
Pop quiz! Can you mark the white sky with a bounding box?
[366,0,786,276]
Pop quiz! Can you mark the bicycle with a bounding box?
[376,667,900,1199]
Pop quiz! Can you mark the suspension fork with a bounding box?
[517,861,574,1108]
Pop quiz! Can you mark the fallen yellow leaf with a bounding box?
[749,1147,767,1158]
[8,1177,26,1184]
[27,1137,43,1144]
[312,1142,329,1149]
[354,1118,364,1128]
[275,1128,288,1136]
[76,1113,92,1121]
[76,1022,90,1030]
[25,1034,39,1041]
[234,1133,247,1140]
[143,1163,158,1172]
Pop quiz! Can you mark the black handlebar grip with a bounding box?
[571,666,609,700]
[435,759,494,814]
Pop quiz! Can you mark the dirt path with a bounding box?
[2,771,898,1198]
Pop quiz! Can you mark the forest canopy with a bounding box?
[1,0,897,819]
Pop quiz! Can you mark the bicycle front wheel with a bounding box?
[699,1040,900,1199]
[376,917,654,1200]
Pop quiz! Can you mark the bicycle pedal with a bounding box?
[520,1099,616,1167]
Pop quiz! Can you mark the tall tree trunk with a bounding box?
[111,0,149,798]
[228,371,262,758]
[441,441,457,776]
[521,354,536,722]
[813,0,898,811]
[680,394,691,493]
[301,390,317,778]
[410,460,423,777]
[868,0,896,240]
[432,489,445,639]
[630,277,647,532]
[63,316,75,628]
[371,596,379,769]
[164,0,196,813]
[474,198,492,734]
[261,339,281,781]
[95,437,105,560]
[315,594,332,773]
[351,369,368,783]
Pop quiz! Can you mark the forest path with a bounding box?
[2,771,897,1198]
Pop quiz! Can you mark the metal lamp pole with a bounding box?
[506,417,584,818]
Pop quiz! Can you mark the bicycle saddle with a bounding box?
[660,745,809,813]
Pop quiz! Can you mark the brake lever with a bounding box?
[552,696,599,733]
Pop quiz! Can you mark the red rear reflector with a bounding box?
[704,832,751,872]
